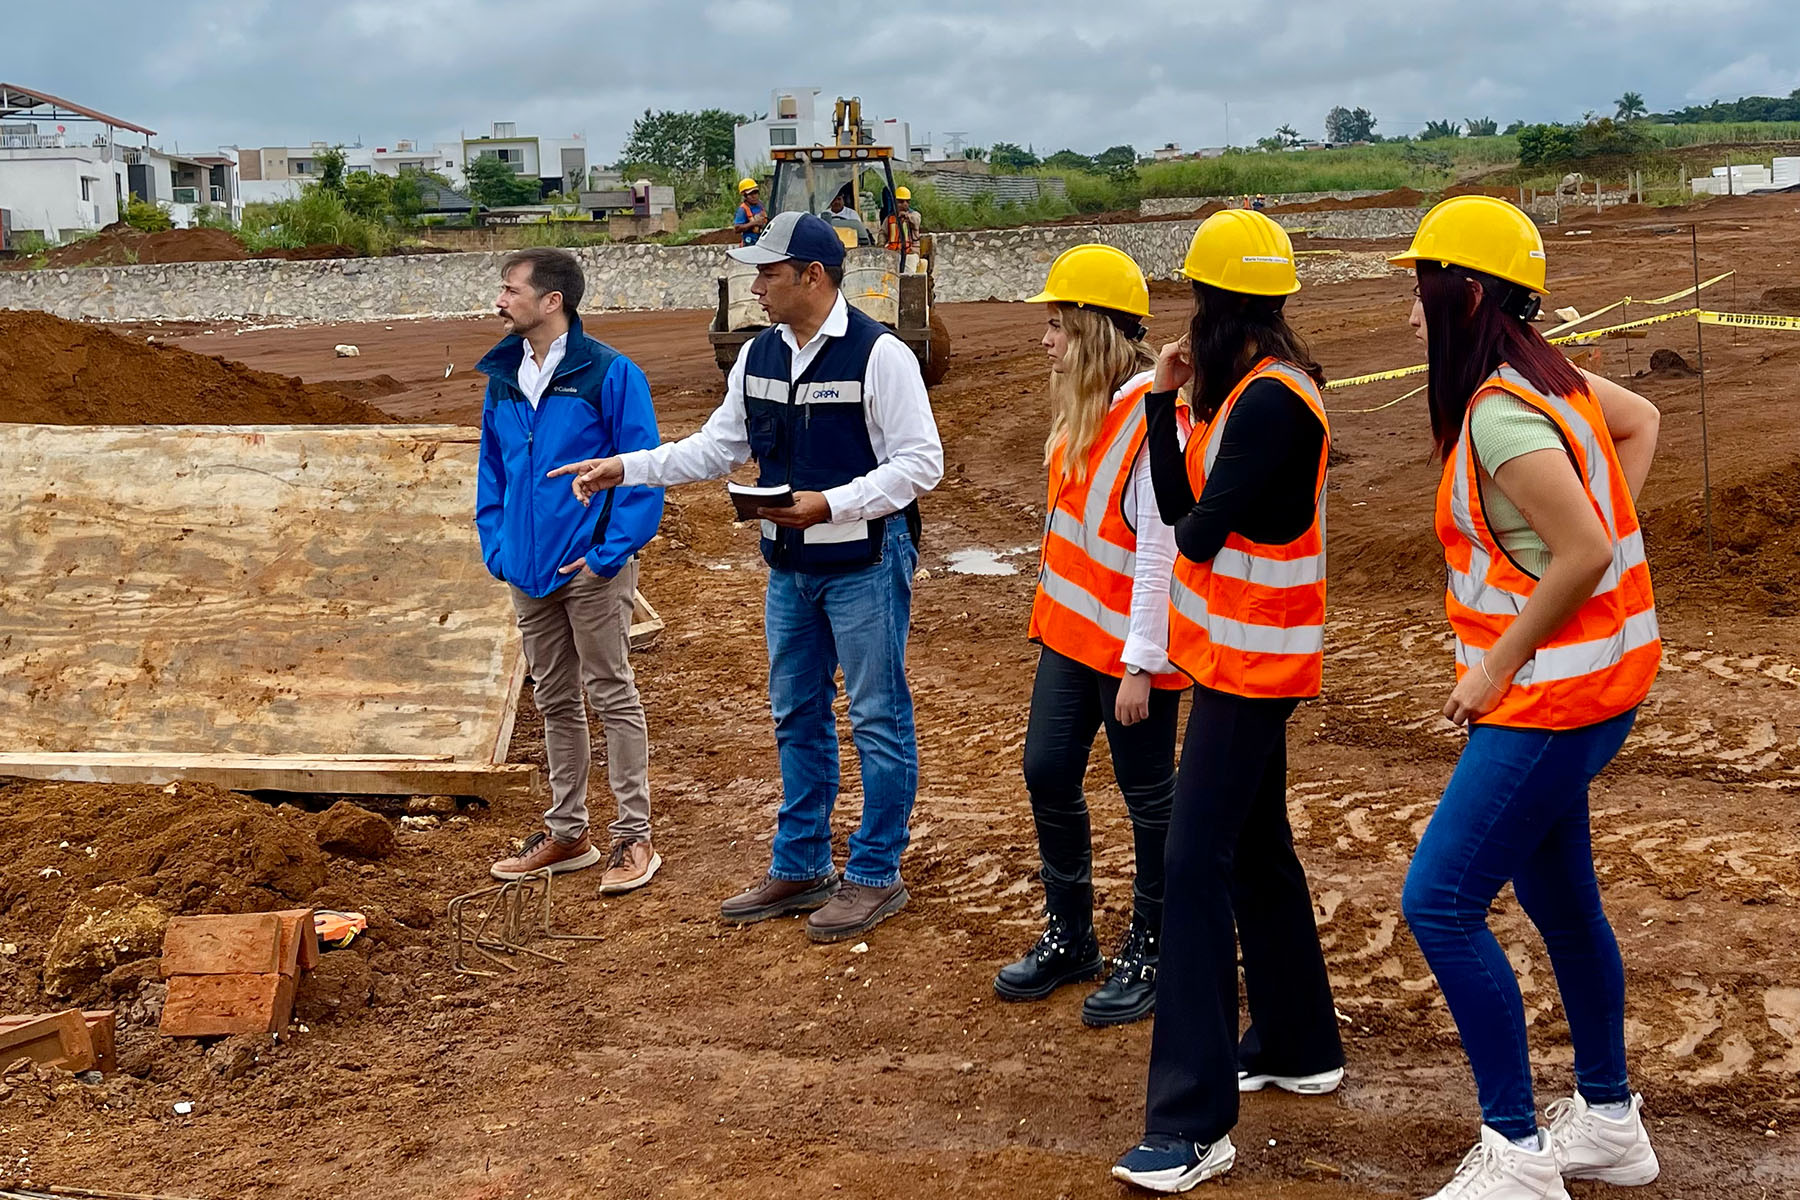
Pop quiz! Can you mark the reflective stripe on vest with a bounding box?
[1166,358,1330,699]
[1435,366,1659,727]
[1028,375,1187,689]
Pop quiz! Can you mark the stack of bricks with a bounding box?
[159,909,319,1038]
[0,1009,116,1073]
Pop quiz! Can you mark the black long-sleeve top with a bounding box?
[1144,380,1326,563]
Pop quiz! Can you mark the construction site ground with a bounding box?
[3,192,1798,1199]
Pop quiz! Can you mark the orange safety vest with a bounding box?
[1436,366,1660,729]
[1029,374,1189,690]
[885,212,917,253]
[1167,358,1330,698]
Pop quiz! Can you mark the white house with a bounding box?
[0,82,240,243]
[462,122,587,194]
[734,88,836,176]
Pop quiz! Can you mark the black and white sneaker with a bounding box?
[1237,1066,1344,1095]
[1111,1133,1236,1193]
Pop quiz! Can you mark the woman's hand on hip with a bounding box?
[1443,663,1509,727]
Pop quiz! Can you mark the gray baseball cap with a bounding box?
[727,210,847,267]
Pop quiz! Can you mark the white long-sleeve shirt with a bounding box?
[517,332,568,408]
[1115,371,1180,676]
[617,293,944,523]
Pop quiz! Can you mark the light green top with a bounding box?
[1469,395,1563,578]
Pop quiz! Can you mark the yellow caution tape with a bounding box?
[1328,382,1427,414]
[1696,310,1800,331]
[1324,362,1429,390]
[1544,299,1626,336]
[1550,308,1699,346]
[1644,271,1734,306]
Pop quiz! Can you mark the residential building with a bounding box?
[237,141,465,204]
[0,82,240,242]
[462,122,587,196]
[734,88,836,176]
[1153,142,1184,161]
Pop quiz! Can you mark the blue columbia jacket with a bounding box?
[474,314,664,598]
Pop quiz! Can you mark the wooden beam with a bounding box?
[0,753,536,801]
[628,589,665,651]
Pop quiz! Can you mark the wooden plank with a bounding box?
[0,753,536,800]
[0,424,524,768]
[628,589,665,651]
[488,653,530,766]
[160,914,283,977]
[0,1010,96,1072]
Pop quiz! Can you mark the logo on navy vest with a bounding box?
[813,387,840,399]
[552,386,579,394]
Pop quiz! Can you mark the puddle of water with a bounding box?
[945,548,1026,576]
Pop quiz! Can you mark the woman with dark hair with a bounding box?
[994,244,1187,1028]
[1112,210,1343,1193]
[1390,196,1662,1200]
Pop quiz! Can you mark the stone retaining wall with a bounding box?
[0,214,1416,323]
[1139,190,1390,216]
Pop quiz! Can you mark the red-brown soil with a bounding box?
[0,309,399,424]
[0,193,1796,1199]
[9,224,254,270]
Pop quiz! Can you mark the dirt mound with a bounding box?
[689,226,742,246]
[1756,284,1800,313]
[1643,460,1800,615]
[1269,187,1429,213]
[1642,347,1699,377]
[253,243,359,261]
[0,309,398,424]
[17,224,253,270]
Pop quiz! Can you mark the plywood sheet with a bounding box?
[0,424,525,777]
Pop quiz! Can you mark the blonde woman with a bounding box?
[995,244,1189,1028]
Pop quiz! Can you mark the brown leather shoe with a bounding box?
[719,870,840,925]
[490,830,600,881]
[805,879,909,943]
[599,839,662,894]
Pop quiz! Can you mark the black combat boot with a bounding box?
[1081,914,1158,1027]
[994,899,1104,1002]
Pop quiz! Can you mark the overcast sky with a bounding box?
[11,0,1799,159]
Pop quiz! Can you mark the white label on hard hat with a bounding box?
[1529,250,1546,259]
[1242,255,1291,264]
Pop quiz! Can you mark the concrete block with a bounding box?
[161,914,283,977]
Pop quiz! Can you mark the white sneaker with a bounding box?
[1425,1126,1571,1200]
[1237,1066,1345,1095]
[1546,1093,1660,1186]
[1111,1134,1236,1193]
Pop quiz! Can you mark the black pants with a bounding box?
[1144,684,1344,1143]
[1022,646,1180,930]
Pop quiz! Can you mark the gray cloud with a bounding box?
[12,1,1799,158]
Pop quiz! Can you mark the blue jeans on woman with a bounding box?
[1401,708,1639,1142]
[764,516,919,889]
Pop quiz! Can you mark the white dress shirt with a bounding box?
[1114,370,1180,676]
[618,293,944,523]
[517,332,568,409]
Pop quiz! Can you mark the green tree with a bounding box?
[962,146,987,161]
[1615,91,1648,121]
[988,141,1040,171]
[466,153,543,207]
[1274,124,1302,148]
[1503,119,1527,135]
[1324,105,1376,142]
[1042,149,1093,171]
[1256,134,1285,153]
[1420,119,1462,140]
[342,170,395,220]
[1465,117,1499,137]
[1516,123,1579,166]
[122,196,173,232]
[315,146,347,194]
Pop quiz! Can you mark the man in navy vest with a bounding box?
[475,248,667,895]
[550,212,943,943]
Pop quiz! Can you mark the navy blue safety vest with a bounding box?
[742,305,919,573]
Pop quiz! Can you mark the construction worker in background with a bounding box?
[1252,194,1267,211]
[993,245,1186,1029]
[1113,211,1342,1193]
[884,186,922,254]
[734,178,768,246]
[476,249,667,894]
[825,183,875,246]
[1390,197,1663,1200]
[549,212,944,943]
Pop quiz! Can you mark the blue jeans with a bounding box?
[1402,709,1639,1141]
[765,517,919,888]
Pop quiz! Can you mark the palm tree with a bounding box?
[1615,91,1648,121]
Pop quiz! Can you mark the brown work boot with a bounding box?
[599,839,663,894]
[719,870,840,925]
[805,879,909,943]
[490,829,600,881]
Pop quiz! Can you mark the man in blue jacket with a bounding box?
[476,248,667,893]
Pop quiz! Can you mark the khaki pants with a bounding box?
[509,559,650,845]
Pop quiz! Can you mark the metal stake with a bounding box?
[1691,223,1714,558]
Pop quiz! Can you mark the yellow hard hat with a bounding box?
[1180,209,1300,296]
[1027,243,1151,318]
[738,178,759,194]
[894,186,911,201]
[1389,195,1548,294]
